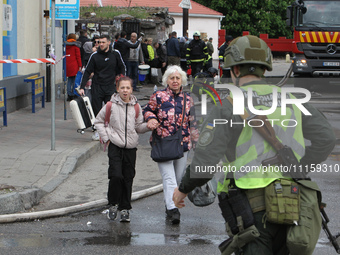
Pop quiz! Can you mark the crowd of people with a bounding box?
[67,29,228,140]
[63,30,335,254]
[67,29,229,97]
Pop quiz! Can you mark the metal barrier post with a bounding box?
[24,75,45,113]
[0,87,7,126]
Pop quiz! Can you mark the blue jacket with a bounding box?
[166,37,180,57]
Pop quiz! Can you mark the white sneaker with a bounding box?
[92,131,100,141]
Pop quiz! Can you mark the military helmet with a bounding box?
[193,31,201,37]
[225,35,233,43]
[224,35,272,72]
[208,67,218,75]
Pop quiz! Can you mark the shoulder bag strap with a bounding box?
[180,93,187,128]
[134,103,140,120]
[104,101,112,127]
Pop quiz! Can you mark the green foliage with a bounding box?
[195,0,293,39]
[80,5,150,20]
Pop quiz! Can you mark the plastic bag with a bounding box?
[74,71,82,96]
[187,177,217,207]
[151,67,158,77]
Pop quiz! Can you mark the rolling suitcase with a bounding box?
[70,96,95,133]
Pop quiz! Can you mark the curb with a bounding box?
[0,184,163,223]
[0,142,101,215]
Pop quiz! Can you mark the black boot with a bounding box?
[166,208,180,224]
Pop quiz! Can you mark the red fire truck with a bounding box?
[286,0,340,88]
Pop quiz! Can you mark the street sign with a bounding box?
[179,0,192,9]
[51,0,80,20]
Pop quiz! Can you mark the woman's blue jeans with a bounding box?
[67,76,76,96]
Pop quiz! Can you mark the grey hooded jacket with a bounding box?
[94,93,149,149]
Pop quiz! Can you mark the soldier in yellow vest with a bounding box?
[173,35,336,255]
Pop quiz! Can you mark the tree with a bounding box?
[195,0,293,38]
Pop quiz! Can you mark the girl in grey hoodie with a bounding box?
[94,76,150,222]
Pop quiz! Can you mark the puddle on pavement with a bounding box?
[0,234,79,248]
[0,232,226,248]
[1,233,337,249]
[84,233,226,246]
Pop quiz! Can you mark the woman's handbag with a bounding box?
[151,127,184,162]
[151,94,186,162]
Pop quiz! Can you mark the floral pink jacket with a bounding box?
[143,86,199,151]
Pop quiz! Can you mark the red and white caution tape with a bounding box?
[0,58,56,64]
[54,55,70,65]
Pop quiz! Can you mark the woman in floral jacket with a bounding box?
[143,65,199,224]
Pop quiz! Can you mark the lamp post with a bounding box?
[179,0,192,37]
[51,0,56,151]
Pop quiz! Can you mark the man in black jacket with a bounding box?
[77,29,90,66]
[114,31,142,65]
[153,42,167,75]
[218,35,233,63]
[79,34,126,140]
[191,67,218,100]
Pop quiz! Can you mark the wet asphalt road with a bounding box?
[0,191,227,255]
[0,156,339,255]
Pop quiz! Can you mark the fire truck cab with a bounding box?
[287,0,340,89]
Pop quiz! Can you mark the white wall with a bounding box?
[14,1,63,84]
[172,15,221,60]
[17,0,43,76]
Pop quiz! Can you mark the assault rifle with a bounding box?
[320,203,340,254]
[250,114,340,253]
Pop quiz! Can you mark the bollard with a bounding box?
[0,87,7,126]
